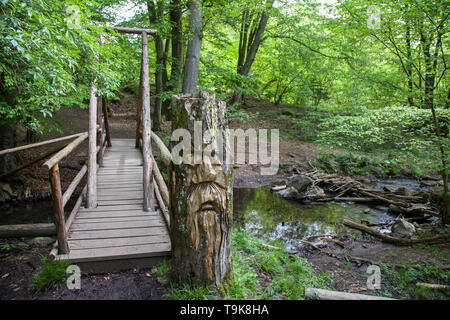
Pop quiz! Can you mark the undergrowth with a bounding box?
[155,229,331,300]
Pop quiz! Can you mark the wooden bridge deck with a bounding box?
[57,139,170,273]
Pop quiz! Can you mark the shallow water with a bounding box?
[0,200,54,225]
[233,186,396,250]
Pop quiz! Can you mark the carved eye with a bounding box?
[211,150,216,157]
[179,149,183,157]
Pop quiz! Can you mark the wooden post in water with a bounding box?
[86,85,97,208]
[141,32,153,211]
[169,92,234,289]
[49,164,69,254]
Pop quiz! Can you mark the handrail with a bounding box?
[0,132,84,156]
[150,131,172,166]
[43,132,89,169]
[44,125,106,255]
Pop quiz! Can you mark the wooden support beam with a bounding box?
[109,26,157,35]
[141,31,153,211]
[87,85,98,208]
[136,59,144,148]
[49,164,69,254]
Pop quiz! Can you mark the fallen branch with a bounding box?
[305,288,396,300]
[343,219,450,245]
[358,190,406,207]
[416,282,450,290]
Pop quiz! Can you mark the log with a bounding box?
[305,288,396,300]
[136,51,144,148]
[343,219,450,245]
[49,164,69,254]
[0,132,84,156]
[359,190,406,207]
[87,85,97,208]
[62,164,87,207]
[65,185,86,232]
[416,282,450,290]
[97,96,103,167]
[141,31,153,211]
[0,223,56,238]
[0,143,68,179]
[109,26,157,35]
[151,155,169,206]
[153,178,170,227]
[151,131,172,166]
[43,132,88,169]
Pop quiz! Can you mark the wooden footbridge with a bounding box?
[42,27,173,273]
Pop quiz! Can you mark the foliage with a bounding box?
[31,256,72,292]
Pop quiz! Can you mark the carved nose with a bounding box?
[196,155,217,182]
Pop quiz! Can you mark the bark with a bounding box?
[169,0,184,91]
[405,21,414,107]
[0,123,17,174]
[148,0,168,131]
[169,92,233,288]
[183,0,203,95]
[232,0,275,104]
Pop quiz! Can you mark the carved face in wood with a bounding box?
[185,143,227,250]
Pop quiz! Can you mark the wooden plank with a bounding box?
[70,220,164,231]
[68,226,168,240]
[97,196,143,202]
[97,193,143,199]
[79,204,144,212]
[77,210,159,219]
[43,133,89,169]
[97,199,142,208]
[69,235,169,250]
[73,216,161,224]
[59,243,171,263]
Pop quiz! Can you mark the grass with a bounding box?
[31,256,72,292]
[379,259,450,300]
[155,229,332,300]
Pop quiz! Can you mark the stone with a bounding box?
[277,186,302,200]
[28,237,55,247]
[395,187,412,196]
[0,183,13,196]
[303,185,325,200]
[391,218,416,237]
[286,175,313,193]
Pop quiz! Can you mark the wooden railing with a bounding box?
[44,127,108,254]
[150,131,172,227]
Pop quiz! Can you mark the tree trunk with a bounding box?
[169,92,234,288]
[405,22,414,107]
[182,0,203,95]
[148,0,167,132]
[232,0,274,104]
[0,123,17,174]
[169,0,184,92]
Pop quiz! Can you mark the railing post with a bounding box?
[102,97,112,147]
[141,31,153,211]
[49,164,69,254]
[87,84,97,208]
[97,96,104,167]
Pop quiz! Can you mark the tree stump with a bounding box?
[169,92,233,289]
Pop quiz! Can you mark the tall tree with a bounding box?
[183,0,204,94]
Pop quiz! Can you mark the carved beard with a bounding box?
[187,182,227,251]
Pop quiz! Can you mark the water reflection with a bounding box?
[233,186,395,250]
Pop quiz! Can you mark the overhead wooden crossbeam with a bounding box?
[108,26,157,36]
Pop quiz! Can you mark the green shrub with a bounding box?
[31,257,72,291]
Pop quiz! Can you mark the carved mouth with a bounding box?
[200,202,215,211]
